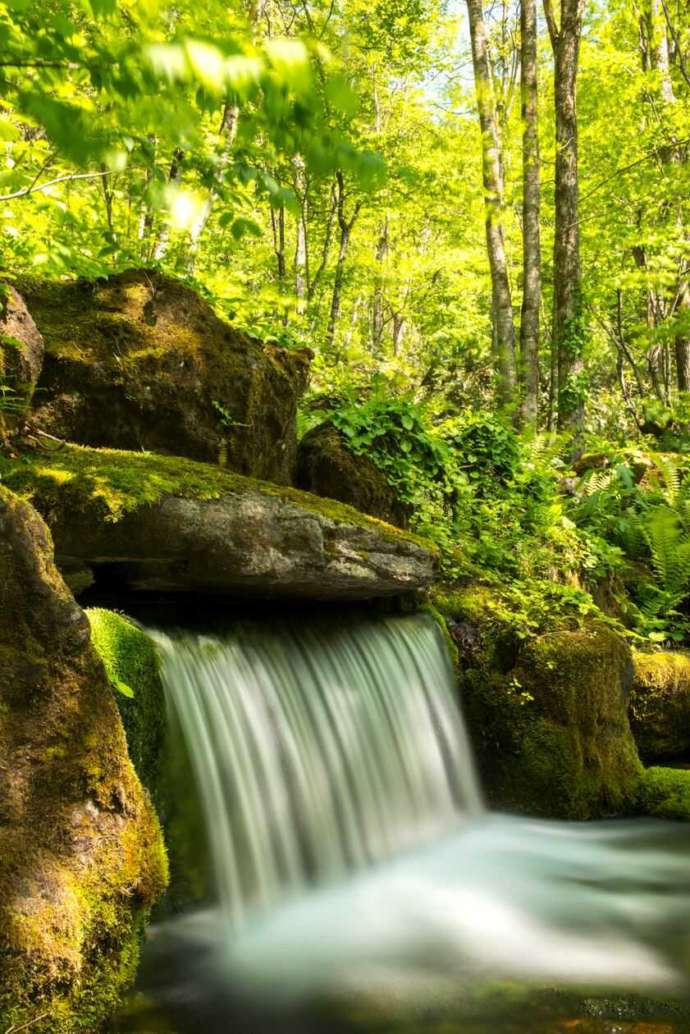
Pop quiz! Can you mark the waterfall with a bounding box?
[155,613,482,925]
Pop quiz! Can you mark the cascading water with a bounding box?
[117,609,690,1034]
[155,614,481,923]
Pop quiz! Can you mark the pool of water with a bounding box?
[110,815,690,1034]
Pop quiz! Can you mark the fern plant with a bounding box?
[640,507,690,601]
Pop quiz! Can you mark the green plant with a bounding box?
[212,400,250,433]
[327,391,450,505]
[0,384,23,417]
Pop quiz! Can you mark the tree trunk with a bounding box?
[326,223,351,353]
[152,148,184,261]
[293,157,308,313]
[676,284,690,392]
[372,214,389,355]
[519,0,541,428]
[186,104,239,271]
[466,0,517,408]
[544,0,586,432]
[271,204,287,324]
[325,171,361,353]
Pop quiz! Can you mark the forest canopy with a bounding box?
[3,0,690,646]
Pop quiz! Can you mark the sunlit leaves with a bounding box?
[145,37,313,100]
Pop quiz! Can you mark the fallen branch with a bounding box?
[4,1012,50,1034]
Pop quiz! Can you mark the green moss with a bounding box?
[436,584,643,819]
[630,649,690,761]
[88,609,166,807]
[421,600,460,674]
[635,766,690,820]
[0,442,435,552]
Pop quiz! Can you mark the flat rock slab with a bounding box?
[1,445,437,600]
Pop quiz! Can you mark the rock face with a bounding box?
[19,269,311,483]
[435,587,643,820]
[0,445,437,600]
[296,423,410,528]
[0,284,44,431]
[630,650,690,761]
[0,487,167,1033]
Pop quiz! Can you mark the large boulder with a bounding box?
[0,487,167,1032]
[435,586,643,819]
[0,445,437,600]
[19,270,311,483]
[0,283,44,434]
[630,650,690,761]
[296,423,410,528]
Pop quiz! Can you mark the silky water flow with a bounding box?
[120,613,690,1033]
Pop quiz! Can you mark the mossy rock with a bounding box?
[0,487,167,1033]
[635,766,690,821]
[296,423,411,528]
[87,609,166,807]
[0,444,436,599]
[0,283,44,436]
[86,608,210,910]
[630,650,690,761]
[435,586,643,819]
[18,269,310,483]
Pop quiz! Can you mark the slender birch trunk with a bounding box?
[544,0,586,431]
[325,171,361,353]
[519,0,542,428]
[466,0,517,407]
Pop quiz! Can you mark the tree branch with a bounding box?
[0,167,127,203]
[659,0,690,89]
[542,0,559,47]
[576,137,690,211]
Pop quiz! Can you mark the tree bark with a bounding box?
[292,157,309,313]
[152,148,184,261]
[466,0,517,408]
[372,214,389,355]
[186,103,239,271]
[676,283,690,392]
[544,0,586,432]
[325,171,361,353]
[271,204,287,285]
[519,0,542,428]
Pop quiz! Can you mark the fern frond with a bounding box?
[582,470,613,497]
[655,454,682,506]
[641,506,690,600]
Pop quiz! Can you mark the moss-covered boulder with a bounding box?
[87,609,166,807]
[0,487,167,1033]
[19,269,311,483]
[435,587,643,819]
[296,423,410,528]
[630,650,690,761]
[0,283,44,434]
[0,444,437,599]
[635,766,690,821]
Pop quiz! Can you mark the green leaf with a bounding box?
[114,679,134,698]
[185,40,226,93]
[88,0,117,16]
[324,75,359,117]
[231,216,262,239]
[264,38,312,94]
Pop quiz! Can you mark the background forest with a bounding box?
[2,0,690,647]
